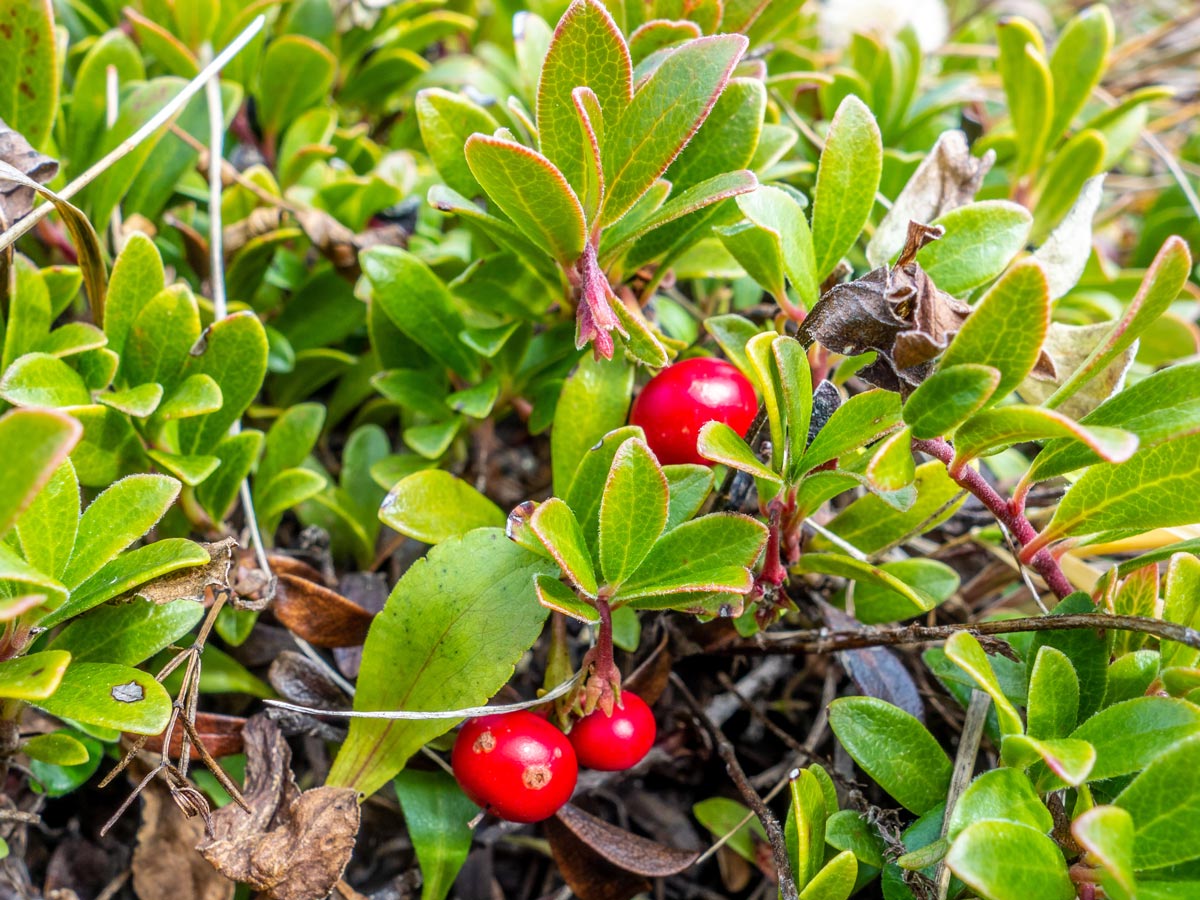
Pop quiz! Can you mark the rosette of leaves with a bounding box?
[0,408,212,792]
[418,0,766,365]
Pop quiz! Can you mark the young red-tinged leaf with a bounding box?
[952,405,1137,469]
[535,572,599,624]
[0,409,80,542]
[572,87,605,224]
[618,513,766,602]
[416,88,500,198]
[811,95,882,280]
[552,354,634,497]
[599,34,747,227]
[938,258,1050,402]
[917,201,1032,296]
[530,497,599,597]
[697,421,780,482]
[628,20,701,65]
[945,768,1052,841]
[537,0,633,199]
[1071,806,1135,900]
[800,389,902,476]
[599,439,669,586]
[34,662,172,735]
[0,651,71,701]
[1035,431,1200,551]
[1046,237,1192,410]
[465,135,588,268]
[1116,733,1200,869]
[947,821,1074,900]
[829,697,951,815]
[903,364,1000,439]
[327,529,555,797]
[381,470,504,545]
[1001,734,1095,788]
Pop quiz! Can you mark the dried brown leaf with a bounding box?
[136,539,237,605]
[272,573,374,648]
[267,651,352,711]
[552,802,699,877]
[138,712,247,761]
[1017,321,1135,418]
[134,782,235,900]
[0,117,57,226]
[198,716,359,900]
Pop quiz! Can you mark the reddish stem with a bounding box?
[913,438,1074,601]
[760,501,788,587]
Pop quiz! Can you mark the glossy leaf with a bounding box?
[257,35,336,137]
[1071,697,1200,782]
[903,364,1000,439]
[811,96,882,280]
[394,770,479,900]
[801,390,902,475]
[176,312,268,456]
[1025,646,1078,741]
[1048,6,1114,143]
[34,662,172,735]
[945,768,1052,840]
[381,470,504,545]
[417,88,499,198]
[552,355,634,496]
[0,652,71,701]
[697,422,779,482]
[619,513,766,602]
[530,498,599,596]
[946,821,1073,900]
[917,201,1032,296]
[47,599,203,667]
[599,439,668,586]
[953,406,1137,467]
[1116,734,1200,869]
[1071,805,1135,900]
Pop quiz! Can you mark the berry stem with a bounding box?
[912,437,1074,601]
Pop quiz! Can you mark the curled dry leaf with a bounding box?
[134,780,235,900]
[819,601,924,721]
[272,573,375,648]
[546,803,700,900]
[1017,321,1137,418]
[137,539,237,605]
[138,712,247,761]
[267,651,352,712]
[0,116,58,227]
[198,716,360,900]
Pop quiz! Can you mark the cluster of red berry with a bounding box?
[452,693,656,823]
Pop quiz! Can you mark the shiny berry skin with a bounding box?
[451,711,578,823]
[629,358,757,466]
[569,692,657,771]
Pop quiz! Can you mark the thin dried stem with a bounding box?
[935,690,990,900]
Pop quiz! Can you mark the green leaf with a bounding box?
[664,464,713,530]
[1071,697,1200,782]
[1162,554,1200,669]
[1028,593,1109,721]
[619,513,766,603]
[257,35,336,137]
[787,767,828,891]
[46,538,210,628]
[0,408,80,541]
[1000,734,1095,788]
[145,451,219,487]
[851,558,958,625]
[946,821,1073,900]
[464,135,587,267]
[797,554,938,621]
[953,406,1137,467]
[61,474,181,590]
[156,374,222,421]
[38,322,107,358]
[599,439,669,586]
[176,312,269,456]
[1031,129,1106,245]
[693,797,767,863]
[256,468,327,523]
[704,314,761,383]
[380,470,504,545]
[0,652,71,701]
[1029,361,1200,483]
[15,461,78,581]
[800,850,857,900]
[1025,646,1078,741]
[0,543,67,612]
[1047,6,1114,144]
[938,266,1048,412]
[825,810,886,870]
[1071,805,1135,900]
[534,572,598,623]
[327,529,554,797]
[196,430,263,525]
[829,697,952,814]
[600,34,747,227]
[1000,29,1054,176]
[67,31,145,181]
[1039,431,1200,546]
[121,285,200,393]
[916,202,1033,296]
[33,662,171,735]
[1045,237,1191,410]
[696,422,780,482]
[257,403,325,495]
[363,247,482,381]
[1116,733,1200,869]
[811,95,882,280]
[28,730,102,797]
[945,768,1052,840]
[530,498,598,596]
[47,599,203,667]
[904,364,1000,439]
[394,770,479,900]
[552,355,633,496]
[0,0,57,149]
[21,732,90,767]
[0,354,92,408]
[801,390,902,475]
[99,383,163,418]
[537,0,632,200]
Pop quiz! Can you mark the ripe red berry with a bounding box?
[629,358,757,466]
[569,692,657,771]
[451,711,578,823]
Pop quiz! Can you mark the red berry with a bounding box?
[451,711,578,823]
[629,358,757,466]
[569,692,657,771]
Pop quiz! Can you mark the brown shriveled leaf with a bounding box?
[547,803,699,900]
[272,573,374,648]
[800,223,970,395]
[137,539,237,605]
[332,572,389,680]
[1017,321,1136,418]
[198,716,360,900]
[138,712,247,761]
[134,782,235,900]
[267,651,352,711]
[0,116,58,226]
[819,601,925,721]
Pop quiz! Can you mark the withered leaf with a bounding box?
[138,712,247,761]
[136,539,237,605]
[268,651,352,711]
[198,716,360,900]
[552,802,699,877]
[808,381,843,446]
[800,222,970,395]
[1017,321,1134,418]
[819,601,924,721]
[134,781,235,900]
[272,573,374,648]
[0,116,58,227]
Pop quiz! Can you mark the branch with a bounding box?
[710,613,1200,656]
[912,437,1074,600]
